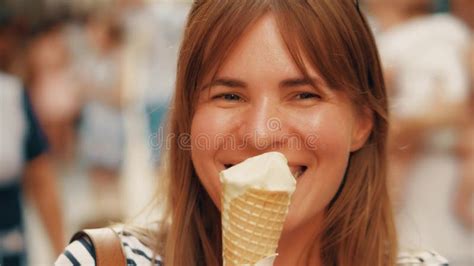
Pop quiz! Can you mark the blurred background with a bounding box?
[0,0,472,265]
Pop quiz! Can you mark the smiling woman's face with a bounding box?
[190,14,372,234]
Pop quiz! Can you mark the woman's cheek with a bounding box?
[192,108,223,148]
[191,108,238,206]
[297,109,354,154]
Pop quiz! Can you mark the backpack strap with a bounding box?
[70,228,126,266]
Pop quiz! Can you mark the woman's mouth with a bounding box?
[223,164,307,179]
[290,165,307,179]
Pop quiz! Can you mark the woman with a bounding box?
[56,1,447,265]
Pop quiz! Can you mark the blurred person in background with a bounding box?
[0,14,29,78]
[26,18,82,162]
[366,0,473,263]
[453,52,473,230]
[0,14,20,73]
[1,14,65,266]
[78,12,125,225]
[118,0,188,163]
[114,0,189,222]
[0,70,65,265]
[451,0,474,231]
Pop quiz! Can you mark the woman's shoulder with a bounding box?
[396,249,449,265]
[118,230,164,265]
[55,228,164,265]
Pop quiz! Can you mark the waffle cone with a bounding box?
[222,187,291,265]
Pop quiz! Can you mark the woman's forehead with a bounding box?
[209,14,321,85]
[194,4,359,95]
[220,16,292,70]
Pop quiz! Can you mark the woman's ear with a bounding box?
[350,107,374,152]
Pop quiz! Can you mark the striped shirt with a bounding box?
[55,229,449,265]
[55,230,163,266]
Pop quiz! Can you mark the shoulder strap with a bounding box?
[70,228,126,266]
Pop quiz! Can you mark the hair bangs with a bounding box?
[272,0,374,105]
[185,1,270,111]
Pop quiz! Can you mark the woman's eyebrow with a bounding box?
[201,76,321,90]
[279,77,320,88]
[202,78,247,90]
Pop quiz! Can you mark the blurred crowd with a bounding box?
[0,0,472,265]
[366,0,474,264]
[1,0,189,264]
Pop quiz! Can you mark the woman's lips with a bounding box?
[223,163,307,179]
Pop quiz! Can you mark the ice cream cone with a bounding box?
[219,152,296,266]
[222,187,291,265]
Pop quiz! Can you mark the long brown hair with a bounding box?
[151,1,397,265]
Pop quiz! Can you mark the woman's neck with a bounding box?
[273,215,323,266]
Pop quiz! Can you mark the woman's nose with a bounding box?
[237,99,289,150]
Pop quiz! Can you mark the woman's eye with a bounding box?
[295,92,320,100]
[213,93,242,101]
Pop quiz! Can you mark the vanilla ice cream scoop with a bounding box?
[220,151,297,200]
[220,152,296,266]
